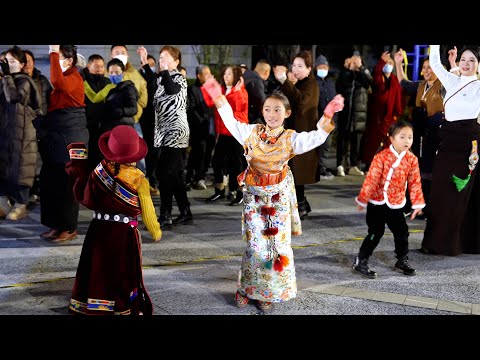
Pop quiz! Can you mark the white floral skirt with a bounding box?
[237,170,301,303]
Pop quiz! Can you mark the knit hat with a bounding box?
[315,55,328,67]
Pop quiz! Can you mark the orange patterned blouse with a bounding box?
[355,145,425,209]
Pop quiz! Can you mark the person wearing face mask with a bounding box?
[0,46,43,221]
[82,54,115,170]
[37,45,89,242]
[110,45,148,174]
[360,51,403,171]
[100,58,139,134]
[314,54,337,181]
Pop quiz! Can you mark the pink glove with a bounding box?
[324,94,345,118]
[202,78,223,100]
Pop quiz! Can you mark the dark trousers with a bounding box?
[422,119,480,255]
[186,135,208,183]
[336,129,363,168]
[295,185,305,202]
[317,132,332,173]
[156,146,189,215]
[212,135,245,192]
[40,162,79,232]
[141,111,159,189]
[358,203,409,260]
[204,134,216,175]
[145,146,160,189]
[0,180,30,205]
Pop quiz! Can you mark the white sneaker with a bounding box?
[337,165,345,177]
[6,203,28,220]
[193,179,207,190]
[320,171,335,181]
[348,166,365,176]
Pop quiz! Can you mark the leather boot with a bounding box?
[206,187,225,202]
[298,198,309,219]
[229,190,243,206]
[173,204,193,225]
[352,256,377,279]
[394,256,416,276]
[158,211,173,228]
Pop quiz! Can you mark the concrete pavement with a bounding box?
[0,171,479,315]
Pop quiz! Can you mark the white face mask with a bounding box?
[114,54,128,66]
[316,69,328,78]
[383,64,394,74]
[59,59,69,73]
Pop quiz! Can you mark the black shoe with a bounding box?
[298,197,311,219]
[229,191,243,206]
[394,257,416,276]
[352,256,377,279]
[172,205,193,225]
[298,208,308,219]
[206,188,225,202]
[158,213,172,227]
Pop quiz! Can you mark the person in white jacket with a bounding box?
[421,44,480,256]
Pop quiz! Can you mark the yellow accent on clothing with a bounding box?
[104,162,161,240]
[83,81,116,103]
[243,125,296,174]
[137,178,162,240]
[105,162,144,190]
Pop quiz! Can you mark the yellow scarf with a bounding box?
[84,80,116,103]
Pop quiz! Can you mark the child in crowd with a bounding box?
[202,77,344,311]
[353,120,424,278]
[65,125,161,315]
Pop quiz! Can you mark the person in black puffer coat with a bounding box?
[101,58,139,134]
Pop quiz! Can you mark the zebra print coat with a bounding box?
[153,70,189,148]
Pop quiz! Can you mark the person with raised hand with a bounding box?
[38,45,89,242]
[421,45,480,256]
[202,77,343,312]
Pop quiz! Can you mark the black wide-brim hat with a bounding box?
[98,125,148,164]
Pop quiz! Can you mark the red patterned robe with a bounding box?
[66,159,154,315]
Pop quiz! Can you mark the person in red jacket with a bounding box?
[360,51,404,170]
[202,65,249,206]
[38,45,89,242]
[353,120,425,278]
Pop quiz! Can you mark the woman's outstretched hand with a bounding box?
[202,77,223,100]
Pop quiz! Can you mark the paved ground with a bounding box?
[0,165,479,316]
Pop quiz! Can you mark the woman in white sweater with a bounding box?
[421,44,480,256]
